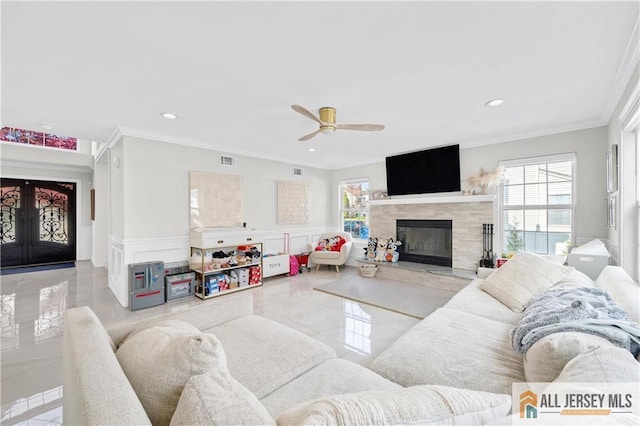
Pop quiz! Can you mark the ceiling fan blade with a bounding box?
[291,104,322,124]
[336,123,385,131]
[298,129,321,141]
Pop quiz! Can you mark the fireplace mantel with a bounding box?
[370,194,495,206]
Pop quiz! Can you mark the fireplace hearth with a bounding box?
[396,219,453,267]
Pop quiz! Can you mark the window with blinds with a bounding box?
[500,154,575,255]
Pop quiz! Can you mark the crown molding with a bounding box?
[602,13,640,122]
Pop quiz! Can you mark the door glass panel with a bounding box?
[35,187,69,245]
[1,186,21,244]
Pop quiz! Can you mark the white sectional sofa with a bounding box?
[64,257,640,425]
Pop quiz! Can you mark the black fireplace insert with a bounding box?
[396,219,452,267]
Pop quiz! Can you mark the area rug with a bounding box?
[1,262,75,276]
[314,274,456,319]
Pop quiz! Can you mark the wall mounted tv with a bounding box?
[385,144,461,196]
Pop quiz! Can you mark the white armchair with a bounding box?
[309,231,353,272]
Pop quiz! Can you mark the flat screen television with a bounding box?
[385,144,461,196]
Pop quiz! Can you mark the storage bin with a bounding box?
[567,239,611,280]
[262,254,290,278]
[567,253,610,280]
[359,264,378,278]
[165,272,195,301]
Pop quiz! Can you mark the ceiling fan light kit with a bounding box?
[291,104,384,141]
[319,107,336,134]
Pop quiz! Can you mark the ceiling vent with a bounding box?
[293,168,303,176]
[220,156,235,166]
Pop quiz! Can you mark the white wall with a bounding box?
[332,126,608,246]
[101,134,334,307]
[119,136,333,239]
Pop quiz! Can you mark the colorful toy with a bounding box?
[385,238,402,262]
[227,250,238,266]
[374,238,387,262]
[365,237,377,260]
[315,239,329,251]
[249,246,261,261]
[294,252,311,272]
[289,255,299,276]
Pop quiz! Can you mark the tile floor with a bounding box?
[1,261,455,425]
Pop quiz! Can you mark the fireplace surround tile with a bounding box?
[370,200,494,271]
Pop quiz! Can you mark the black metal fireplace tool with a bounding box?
[480,223,495,268]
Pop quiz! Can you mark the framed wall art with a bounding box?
[277,180,310,224]
[189,171,243,228]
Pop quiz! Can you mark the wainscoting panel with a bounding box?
[108,235,190,308]
[107,229,330,307]
[108,236,126,307]
[261,228,329,255]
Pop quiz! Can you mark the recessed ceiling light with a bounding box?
[308,148,316,152]
[161,112,177,119]
[485,99,504,107]
[41,122,54,130]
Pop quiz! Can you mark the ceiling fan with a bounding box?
[291,104,385,141]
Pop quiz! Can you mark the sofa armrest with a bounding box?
[64,307,152,425]
[108,291,254,347]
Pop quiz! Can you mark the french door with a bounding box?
[1,178,76,268]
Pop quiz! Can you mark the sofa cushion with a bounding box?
[170,372,275,426]
[444,279,523,324]
[552,345,640,383]
[310,250,341,260]
[116,320,227,426]
[108,291,254,346]
[554,269,594,288]
[370,307,524,395]
[276,385,511,426]
[595,265,640,322]
[261,359,402,418]
[204,315,336,399]
[479,252,573,312]
[524,332,615,382]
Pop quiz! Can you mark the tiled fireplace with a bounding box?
[369,195,494,271]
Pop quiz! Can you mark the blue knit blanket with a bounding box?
[511,286,640,356]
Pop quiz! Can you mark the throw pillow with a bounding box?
[595,265,640,322]
[116,320,228,426]
[524,332,615,382]
[276,385,511,425]
[479,252,573,312]
[170,372,275,426]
